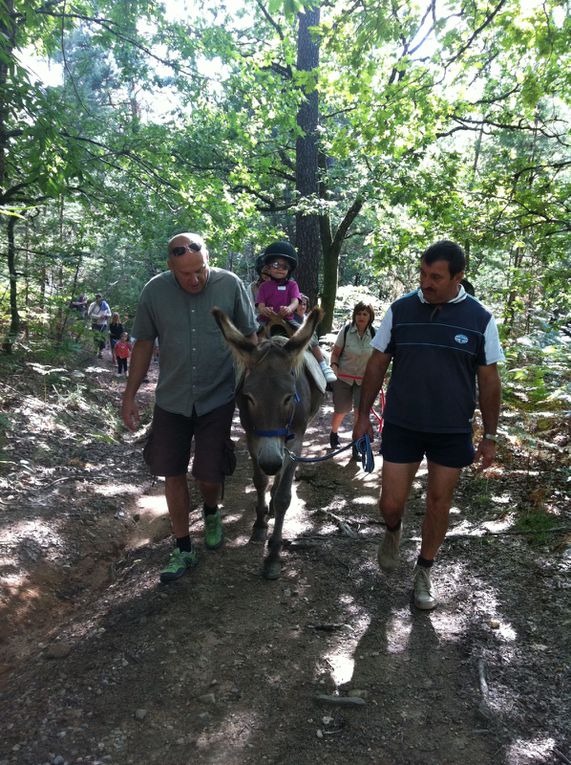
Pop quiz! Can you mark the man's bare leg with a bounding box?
[377,460,420,569]
[380,460,421,526]
[413,460,461,610]
[197,480,221,509]
[165,474,191,537]
[420,461,461,560]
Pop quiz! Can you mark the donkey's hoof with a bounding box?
[262,559,281,580]
[250,526,267,544]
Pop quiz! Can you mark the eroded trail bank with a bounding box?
[0,353,569,765]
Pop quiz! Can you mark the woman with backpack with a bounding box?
[329,301,376,454]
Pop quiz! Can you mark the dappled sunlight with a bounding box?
[92,482,142,497]
[2,518,62,548]
[351,494,378,507]
[325,652,356,687]
[302,438,331,457]
[359,470,380,486]
[323,595,371,686]
[446,562,518,644]
[136,494,166,515]
[0,571,28,592]
[385,608,413,654]
[225,531,253,546]
[194,710,260,758]
[284,481,313,537]
[448,513,516,537]
[506,735,560,764]
[428,608,470,641]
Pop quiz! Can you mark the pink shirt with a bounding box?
[115,340,131,359]
[257,279,301,321]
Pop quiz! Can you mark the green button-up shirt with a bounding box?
[132,267,257,417]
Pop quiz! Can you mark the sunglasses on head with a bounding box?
[170,242,202,257]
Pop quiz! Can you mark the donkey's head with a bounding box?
[212,307,323,474]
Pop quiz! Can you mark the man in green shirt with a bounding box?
[122,233,258,583]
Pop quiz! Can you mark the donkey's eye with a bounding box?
[283,394,294,406]
[243,393,256,407]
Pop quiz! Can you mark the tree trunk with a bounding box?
[0,0,14,197]
[3,216,20,352]
[319,195,364,334]
[295,6,321,308]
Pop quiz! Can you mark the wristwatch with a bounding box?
[483,433,498,442]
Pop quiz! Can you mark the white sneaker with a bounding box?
[377,525,402,570]
[413,565,438,610]
[320,362,337,384]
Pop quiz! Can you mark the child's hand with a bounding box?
[278,306,290,317]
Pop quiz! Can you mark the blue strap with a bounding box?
[287,434,375,473]
[254,428,295,441]
[252,385,300,441]
[356,434,375,473]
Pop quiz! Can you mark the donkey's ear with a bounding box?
[212,307,257,363]
[284,307,323,354]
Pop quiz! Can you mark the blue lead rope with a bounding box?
[286,434,375,473]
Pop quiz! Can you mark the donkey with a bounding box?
[212,307,325,579]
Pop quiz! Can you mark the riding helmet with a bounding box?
[262,240,298,273]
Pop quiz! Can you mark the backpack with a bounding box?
[338,322,376,361]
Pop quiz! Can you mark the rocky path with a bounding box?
[0,352,569,765]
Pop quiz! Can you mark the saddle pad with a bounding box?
[304,350,327,394]
[269,335,326,394]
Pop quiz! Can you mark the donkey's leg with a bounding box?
[262,458,295,580]
[250,449,270,543]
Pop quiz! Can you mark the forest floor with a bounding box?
[0,347,570,765]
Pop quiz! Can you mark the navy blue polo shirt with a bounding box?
[372,287,504,433]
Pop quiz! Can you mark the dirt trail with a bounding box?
[0,354,569,765]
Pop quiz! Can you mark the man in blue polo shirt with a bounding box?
[354,240,503,610]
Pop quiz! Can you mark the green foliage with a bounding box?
[503,326,571,409]
[514,509,562,545]
[0,412,10,455]
[461,474,493,510]
[0,0,568,365]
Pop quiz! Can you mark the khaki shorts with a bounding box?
[332,378,361,414]
[143,401,235,482]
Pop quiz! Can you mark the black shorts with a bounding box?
[381,422,475,469]
[143,402,235,482]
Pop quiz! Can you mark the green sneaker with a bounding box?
[159,547,198,583]
[204,510,224,550]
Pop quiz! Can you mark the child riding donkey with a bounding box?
[256,241,337,386]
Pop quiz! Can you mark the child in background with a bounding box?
[257,241,337,385]
[109,313,124,364]
[294,293,309,322]
[248,255,272,313]
[115,332,131,376]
